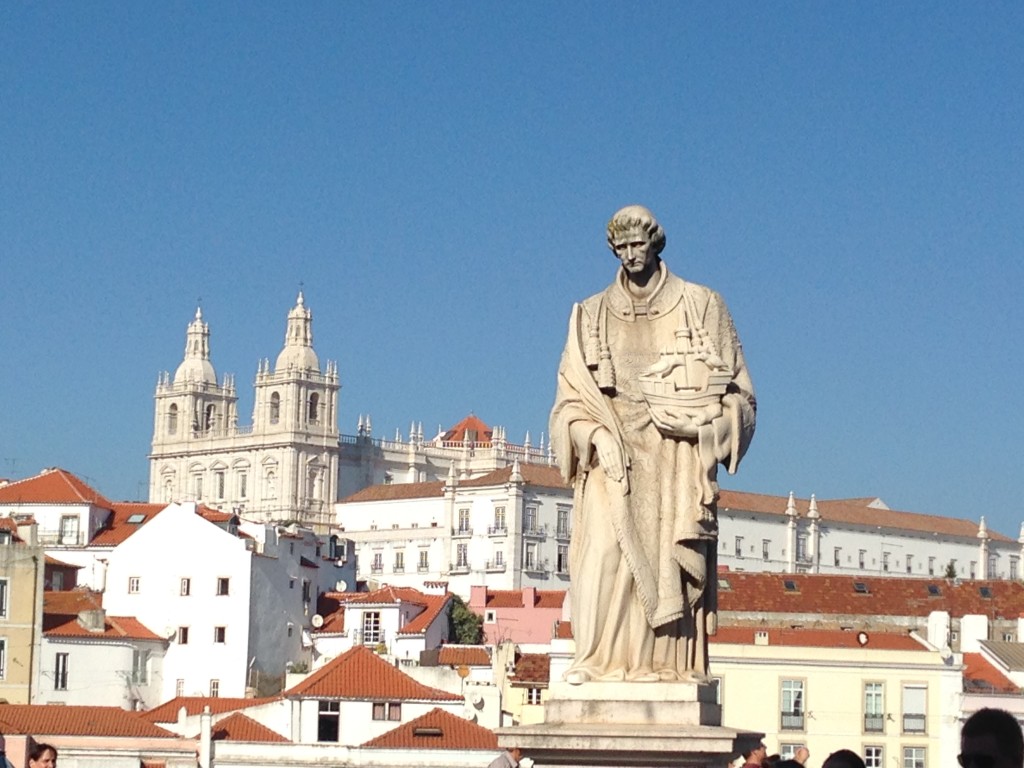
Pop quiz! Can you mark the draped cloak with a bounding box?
[549,263,755,680]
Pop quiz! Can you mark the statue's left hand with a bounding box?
[651,402,722,439]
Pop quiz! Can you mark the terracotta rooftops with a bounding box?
[484,589,566,609]
[460,463,566,490]
[713,627,926,650]
[285,645,461,701]
[979,641,1024,672]
[143,696,274,723]
[206,712,289,743]
[510,653,551,685]
[0,467,113,507]
[963,653,1019,694]
[717,572,1024,619]
[89,502,166,546]
[719,490,1013,542]
[362,707,498,750]
[438,645,491,667]
[341,481,445,503]
[314,592,347,634]
[341,463,568,503]
[441,414,493,444]
[338,585,451,636]
[45,613,163,641]
[0,704,173,738]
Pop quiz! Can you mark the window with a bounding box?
[238,471,248,499]
[371,552,383,574]
[168,404,178,434]
[906,554,913,573]
[902,747,925,768]
[456,543,468,568]
[214,626,226,643]
[864,746,883,768]
[901,684,926,733]
[0,579,8,618]
[180,577,191,596]
[557,544,569,574]
[418,550,429,572]
[0,639,6,679]
[970,561,977,579]
[735,536,744,558]
[1004,632,1016,642]
[372,702,400,720]
[928,556,936,576]
[128,577,140,594]
[288,624,294,637]
[834,547,842,567]
[781,679,804,730]
[265,469,277,499]
[216,577,230,596]
[796,535,807,561]
[458,508,470,533]
[308,392,320,423]
[527,687,542,704]
[882,552,890,572]
[193,474,203,499]
[213,470,225,499]
[494,549,504,566]
[524,506,537,533]
[762,540,770,561]
[59,514,80,545]
[493,506,506,533]
[178,626,189,644]
[524,542,537,570]
[54,652,69,690]
[318,700,340,741]
[52,571,64,590]
[557,507,570,538]
[210,679,220,698]
[363,611,381,644]
[270,392,280,423]
[780,745,805,760]
[484,610,497,623]
[394,551,404,572]
[859,549,866,569]
[1011,556,1020,579]
[131,649,150,684]
[864,682,884,732]
[176,678,185,697]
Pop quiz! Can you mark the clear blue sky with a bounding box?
[2,4,1022,536]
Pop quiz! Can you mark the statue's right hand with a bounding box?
[592,428,625,482]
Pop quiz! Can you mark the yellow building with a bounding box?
[711,627,964,768]
[0,518,45,704]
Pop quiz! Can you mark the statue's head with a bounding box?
[606,205,666,259]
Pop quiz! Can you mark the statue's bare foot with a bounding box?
[565,669,591,685]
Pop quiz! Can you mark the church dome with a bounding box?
[274,292,321,373]
[173,308,218,385]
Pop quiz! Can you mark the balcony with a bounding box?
[393,565,404,573]
[487,525,508,537]
[417,564,429,573]
[903,713,926,733]
[523,523,548,540]
[370,566,383,575]
[781,712,804,730]
[450,561,470,575]
[864,714,884,733]
[522,558,549,575]
[486,560,506,573]
[555,527,572,542]
[453,527,473,539]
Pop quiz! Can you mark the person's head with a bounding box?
[742,742,767,764]
[509,746,523,763]
[606,205,666,279]
[822,749,866,768]
[960,708,1024,768]
[28,743,57,768]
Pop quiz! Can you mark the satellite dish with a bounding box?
[857,631,869,647]
[335,579,349,592]
[311,614,325,628]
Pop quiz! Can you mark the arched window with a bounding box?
[168,404,178,435]
[308,393,320,423]
[270,392,280,424]
[265,470,277,499]
[205,404,216,432]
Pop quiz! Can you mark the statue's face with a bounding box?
[611,228,655,275]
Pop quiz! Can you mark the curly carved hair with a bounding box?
[606,205,666,259]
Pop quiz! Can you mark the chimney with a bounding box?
[522,586,537,607]
[77,609,106,633]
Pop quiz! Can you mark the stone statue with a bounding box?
[550,205,756,683]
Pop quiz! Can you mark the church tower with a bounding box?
[149,296,340,531]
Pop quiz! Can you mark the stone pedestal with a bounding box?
[497,681,762,768]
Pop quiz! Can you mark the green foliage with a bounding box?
[944,559,958,579]
[449,594,483,644]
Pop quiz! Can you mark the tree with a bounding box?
[448,594,483,644]
[944,559,958,579]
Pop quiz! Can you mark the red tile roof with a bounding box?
[314,592,347,634]
[461,463,567,490]
[484,589,566,609]
[511,653,550,685]
[0,468,114,507]
[142,696,273,723]
[0,704,173,737]
[400,594,451,636]
[719,490,1013,542]
[554,621,573,640]
[717,572,1024,619]
[88,503,165,546]
[341,481,445,503]
[0,518,26,542]
[335,586,450,636]
[712,626,925,650]
[963,653,1019,694]
[438,646,491,667]
[361,707,498,750]
[43,589,103,624]
[441,414,493,444]
[44,554,81,568]
[45,613,164,641]
[207,712,289,743]
[285,645,461,701]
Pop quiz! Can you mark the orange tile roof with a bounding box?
[484,589,566,609]
[712,626,925,650]
[45,613,163,641]
[206,712,289,743]
[344,585,431,607]
[43,589,103,625]
[0,704,173,737]
[719,490,1013,542]
[88,502,165,546]
[0,518,26,542]
[400,594,451,636]
[143,696,273,723]
[554,621,573,640]
[0,468,114,507]
[44,554,81,568]
[461,463,567,490]
[285,645,461,701]
[511,653,550,685]
[717,572,1024,619]
[438,646,491,666]
[314,592,347,634]
[963,653,1019,694]
[198,505,235,523]
[361,707,498,750]
[441,414,493,444]
[340,481,445,503]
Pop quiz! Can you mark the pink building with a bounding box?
[469,586,567,644]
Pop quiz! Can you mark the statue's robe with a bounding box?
[550,262,755,680]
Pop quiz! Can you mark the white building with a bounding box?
[335,461,573,600]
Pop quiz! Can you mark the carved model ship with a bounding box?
[638,326,732,414]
